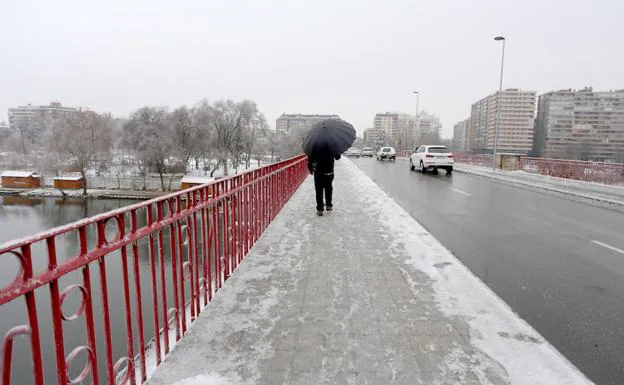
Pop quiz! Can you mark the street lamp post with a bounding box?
[492,36,506,170]
[413,91,419,149]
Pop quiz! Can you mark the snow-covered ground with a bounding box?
[1,158,272,196]
[7,187,164,200]
[1,154,274,193]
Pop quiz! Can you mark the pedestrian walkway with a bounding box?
[454,163,624,208]
[146,160,593,385]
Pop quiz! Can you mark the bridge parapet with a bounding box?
[0,155,308,385]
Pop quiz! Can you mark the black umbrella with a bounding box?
[301,118,356,157]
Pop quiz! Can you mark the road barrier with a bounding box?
[454,154,624,186]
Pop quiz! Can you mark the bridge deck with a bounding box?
[146,160,592,385]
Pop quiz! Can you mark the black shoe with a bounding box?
[326,205,333,212]
[316,210,324,216]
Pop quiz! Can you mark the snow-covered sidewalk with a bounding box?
[146,160,593,385]
[455,163,624,208]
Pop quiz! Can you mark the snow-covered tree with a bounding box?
[205,99,258,176]
[169,106,198,167]
[124,107,172,191]
[48,110,114,195]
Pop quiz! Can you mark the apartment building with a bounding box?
[452,118,471,152]
[9,102,77,128]
[533,88,624,161]
[469,89,536,154]
[372,112,442,149]
[275,114,339,138]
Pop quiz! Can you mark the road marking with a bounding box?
[592,240,624,255]
[450,188,471,196]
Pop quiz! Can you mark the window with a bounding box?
[427,146,450,153]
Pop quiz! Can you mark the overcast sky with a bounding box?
[1,0,622,138]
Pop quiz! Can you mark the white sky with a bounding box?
[1,0,622,138]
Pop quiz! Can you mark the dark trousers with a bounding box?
[314,173,334,211]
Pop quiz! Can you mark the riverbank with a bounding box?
[0,187,166,200]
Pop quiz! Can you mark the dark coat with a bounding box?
[307,146,341,175]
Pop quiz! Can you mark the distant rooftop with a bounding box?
[1,171,40,178]
[544,87,624,95]
[9,101,78,111]
[277,113,339,118]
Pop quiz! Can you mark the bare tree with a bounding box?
[273,125,307,159]
[251,131,271,167]
[49,110,113,195]
[241,112,269,169]
[205,100,256,176]
[124,107,172,191]
[169,106,197,167]
[191,100,220,176]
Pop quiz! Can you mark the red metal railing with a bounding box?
[453,154,493,168]
[520,157,624,186]
[0,155,308,385]
[453,154,624,186]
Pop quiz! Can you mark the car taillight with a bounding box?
[425,154,434,158]
[448,153,454,158]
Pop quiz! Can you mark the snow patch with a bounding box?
[1,170,39,177]
[170,373,234,385]
[181,175,215,184]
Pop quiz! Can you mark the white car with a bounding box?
[361,147,374,157]
[409,145,454,175]
[346,147,361,157]
[376,147,396,161]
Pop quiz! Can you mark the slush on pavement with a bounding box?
[147,160,593,385]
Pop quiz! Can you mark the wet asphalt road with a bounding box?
[351,157,624,385]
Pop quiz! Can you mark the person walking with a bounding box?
[307,143,340,216]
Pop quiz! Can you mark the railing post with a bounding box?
[0,155,308,385]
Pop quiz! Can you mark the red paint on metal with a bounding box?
[1,326,31,385]
[146,208,161,366]
[454,153,624,186]
[521,157,624,185]
[0,155,307,385]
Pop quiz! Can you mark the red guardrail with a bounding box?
[453,154,624,186]
[520,157,624,186]
[0,155,308,385]
[453,154,493,168]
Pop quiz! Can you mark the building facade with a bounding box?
[275,114,340,138]
[8,102,78,142]
[416,112,442,146]
[469,89,536,154]
[373,113,399,143]
[363,128,375,146]
[372,112,442,150]
[533,88,624,161]
[452,118,471,152]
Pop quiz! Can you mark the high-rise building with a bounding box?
[452,118,471,152]
[8,102,78,141]
[372,112,442,149]
[275,114,340,138]
[469,89,536,154]
[363,128,375,145]
[416,112,442,139]
[533,88,624,161]
[373,113,399,141]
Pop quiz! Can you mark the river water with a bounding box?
[0,196,180,385]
